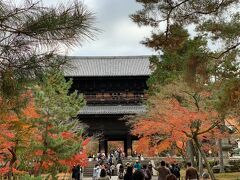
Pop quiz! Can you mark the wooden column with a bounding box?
[124,135,132,157]
[99,138,107,154]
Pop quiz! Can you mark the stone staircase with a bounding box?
[83,161,96,177]
[83,158,154,177]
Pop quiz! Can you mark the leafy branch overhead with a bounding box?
[131,0,240,57]
[132,0,240,115]
[0,0,97,83]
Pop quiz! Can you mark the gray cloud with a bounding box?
[15,0,156,56]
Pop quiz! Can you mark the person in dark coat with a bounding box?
[72,165,79,180]
[132,169,145,180]
[170,163,180,180]
[72,165,76,179]
[124,165,133,180]
[142,164,152,180]
[148,163,153,176]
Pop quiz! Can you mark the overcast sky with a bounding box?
[16,0,156,56]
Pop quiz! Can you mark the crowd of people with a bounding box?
[91,159,208,180]
[90,148,183,180]
[72,148,210,180]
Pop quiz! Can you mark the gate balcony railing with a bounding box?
[84,93,147,104]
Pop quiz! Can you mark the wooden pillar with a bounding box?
[99,138,107,155]
[124,135,132,157]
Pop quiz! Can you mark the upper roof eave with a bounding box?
[63,55,154,77]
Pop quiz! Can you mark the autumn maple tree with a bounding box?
[131,1,240,179]
[132,80,227,178]
[0,71,38,178]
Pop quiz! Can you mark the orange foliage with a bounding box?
[59,151,88,167]
[0,94,38,175]
[23,100,40,119]
[132,98,222,156]
[61,131,74,139]
[82,137,91,146]
[0,92,90,175]
[108,141,124,152]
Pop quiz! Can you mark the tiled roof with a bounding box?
[64,56,151,77]
[79,105,146,115]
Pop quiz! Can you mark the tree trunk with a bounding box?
[7,148,17,180]
[218,139,225,173]
[198,150,203,177]
[193,137,216,180]
[187,140,195,166]
[35,118,49,176]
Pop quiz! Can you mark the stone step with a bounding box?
[83,167,118,177]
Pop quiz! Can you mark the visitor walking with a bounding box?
[72,165,81,180]
[108,153,113,165]
[110,163,115,176]
[132,169,145,180]
[99,169,111,180]
[142,164,152,180]
[72,165,77,180]
[76,165,81,180]
[202,171,210,180]
[170,163,180,180]
[117,164,125,180]
[105,163,112,179]
[185,162,199,180]
[166,174,177,180]
[153,160,171,180]
[92,164,101,180]
[133,160,142,171]
[124,165,133,180]
[116,161,122,176]
[148,163,153,176]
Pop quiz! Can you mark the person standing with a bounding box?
[153,160,171,180]
[132,169,145,180]
[72,165,77,180]
[93,164,101,180]
[185,162,199,180]
[110,163,115,176]
[105,163,112,179]
[170,163,180,180]
[202,171,210,180]
[117,164,125,180]
[166,174,177,180]
[124,165,133,180]
[133,160,142,171]
[141,164,152,180]
[148,163,153,177]
[116,161,123,177]
[99,169,111,180]
[76,165,81,180]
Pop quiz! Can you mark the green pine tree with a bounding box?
[25,69,85,178]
